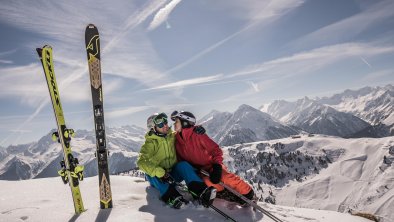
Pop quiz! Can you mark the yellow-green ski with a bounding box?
[36,45,85,214]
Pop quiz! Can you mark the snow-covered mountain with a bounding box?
[261,97,371,137]
[199,104,300,146]
[261,84,394,137]
[0,175,373,222]
[0,125,145,180]
[319,84,394,126]
[221,135,394,222]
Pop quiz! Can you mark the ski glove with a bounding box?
[154,167,166,178]
[160,173,174,184]
[194,125,206,135]
[209,163,222,184]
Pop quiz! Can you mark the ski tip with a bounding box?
[36,45,51,55]
[87,24,96,29]
[36,48,43,57]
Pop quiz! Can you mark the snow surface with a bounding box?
[273,136,394,222]
[0,176,371,222]
[222,135,394,222]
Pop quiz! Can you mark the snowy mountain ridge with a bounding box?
[199,104,300,146]
[0,125,145,180]
[261,84,394,136]
[321,85,394,127]
[261,97,371,137]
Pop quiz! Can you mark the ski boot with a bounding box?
[162,184,189,209]
[239,189,257,207]
[216,188,256,207]
[188,181,217,207]
[199,186,217,207]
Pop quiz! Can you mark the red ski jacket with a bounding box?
[175,127,223,170]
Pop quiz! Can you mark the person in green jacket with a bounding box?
[137,112,216,209]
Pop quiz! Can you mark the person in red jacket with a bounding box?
[171,110,256,205]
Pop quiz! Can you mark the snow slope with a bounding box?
[221,135,394,222]
[274,136,394,222]
[0,175,371,222]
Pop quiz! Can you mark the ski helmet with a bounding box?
[146,114,158,131]
[147,113,168,131]
[171,110,196,128]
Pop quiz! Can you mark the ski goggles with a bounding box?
[153,113,168,128]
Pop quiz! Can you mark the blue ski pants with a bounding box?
[146,161,203,197]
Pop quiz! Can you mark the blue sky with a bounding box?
[1,0,394,146]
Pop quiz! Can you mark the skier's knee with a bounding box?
[175,161,192,170]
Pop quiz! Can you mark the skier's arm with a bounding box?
[137,141,166,178]
[199,134,223,165]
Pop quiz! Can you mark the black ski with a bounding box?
[85,24,113,209]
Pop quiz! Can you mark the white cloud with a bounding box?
[163,24,255,76]
[0,63,48,107]
[0,0,168,88]
[0,59,13,64]
[0,0,169,146]
[360,56,372,68]
[148,0,182,31]
[247,0,305,21]
[106,106,152,119]
[0,48,17,56]
[248,81,260,92]
[230,42,394,78]
[209,0,304,22]
[147,42,394,97]
[162,0,304,76]
[290,0,394,48]
[147,74,223,90]
[9,129,32,133]
[359,69,394,83]
[104,1,167,52]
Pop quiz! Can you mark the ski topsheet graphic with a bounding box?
[36,45,85,214]
[85,24,113,209]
